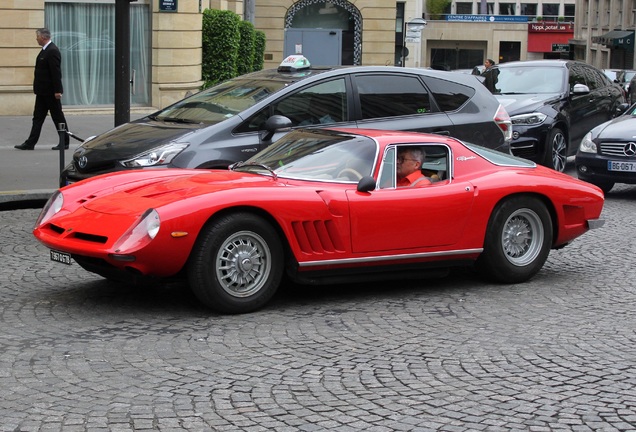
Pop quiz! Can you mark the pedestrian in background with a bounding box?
[15,28,70,151]
[481,58,500,94]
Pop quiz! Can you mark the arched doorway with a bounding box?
[284,0,362,66]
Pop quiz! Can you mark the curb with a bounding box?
[0,189,55,205]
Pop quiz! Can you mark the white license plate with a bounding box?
[608,161,636,172]
[50,249,72,265]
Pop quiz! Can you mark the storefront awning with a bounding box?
[591,30,634,49]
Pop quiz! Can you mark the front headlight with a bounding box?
[34,191,64,228]
[113,209,161,253]
[510,112,548,126]
[579,132,597,153]
[120,143,188,168]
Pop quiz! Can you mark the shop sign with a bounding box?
[552,44,570,52]
[447,15,528,23]
[159,0,177,12]
[528,22,574,32]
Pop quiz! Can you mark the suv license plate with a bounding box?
[608,161,636,172]
[50,249,72,265]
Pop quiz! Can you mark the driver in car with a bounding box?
[396,147,431,187]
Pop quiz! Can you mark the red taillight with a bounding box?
[494,104,513,141]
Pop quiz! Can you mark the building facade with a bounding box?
[1,0,597,117]
[571,0,635,69]
[0,0,405,116]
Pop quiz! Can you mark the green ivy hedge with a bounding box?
[202,9,266,89]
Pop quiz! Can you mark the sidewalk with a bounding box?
[0,110,150,204]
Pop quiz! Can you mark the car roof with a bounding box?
[497,60,584,68]
[236,64,484,87]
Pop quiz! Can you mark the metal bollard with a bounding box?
[58,123,66,180]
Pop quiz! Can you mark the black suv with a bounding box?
[62,57,512,185]
[494,60,624,172]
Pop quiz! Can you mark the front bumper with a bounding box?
[575,152,636,185]
[508,124,548,162]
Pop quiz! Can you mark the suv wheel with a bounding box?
[543,127,567,172]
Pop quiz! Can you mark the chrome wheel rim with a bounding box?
[215,230,272,298]
[501,208,544,266]
[551,132,567,172]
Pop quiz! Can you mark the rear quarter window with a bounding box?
[355,74,432,119]
[424,76,474,111]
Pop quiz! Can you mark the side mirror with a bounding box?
[616,103,630,116]
[357,176,376,192]
[260,115,292,142]
[571,83,590,94]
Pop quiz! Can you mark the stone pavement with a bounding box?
[0,110,150,205]
[1,187,636,430]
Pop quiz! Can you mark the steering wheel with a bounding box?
[337,168,363,181]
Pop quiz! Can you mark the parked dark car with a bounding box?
[61,56,512,186]
[627,73,636,104]
[575,102,636,193]
[603,68,636,98]
[494,60,624,172]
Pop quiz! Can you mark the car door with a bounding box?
[346,145,475,253]
[235,76,357,148]
[352,73,454,136]
[568,64,601,146]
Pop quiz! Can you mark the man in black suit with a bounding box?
[15,28,70,151]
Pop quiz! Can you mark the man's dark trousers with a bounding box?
[24,94,69,147]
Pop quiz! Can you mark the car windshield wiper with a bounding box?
[158,116,202,124]
[231,162,278,179]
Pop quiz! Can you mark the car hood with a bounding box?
[594,115,636,138]
[76,169,279,216]
[495,93,560,116]
[74,120,203,170]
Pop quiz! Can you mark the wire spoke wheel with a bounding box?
[216,231,272,298]
[189,213,283,313]
[501,208,544,266]
[476,196,552,283]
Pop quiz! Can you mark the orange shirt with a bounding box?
[397,171,431,187]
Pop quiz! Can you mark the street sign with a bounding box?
[159,0,177,12]
[552,43,569,52]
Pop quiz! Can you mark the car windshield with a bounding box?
[496,66,565,94]
[237,129,377,182]
[625,104,636,116]
[155,77,287,124]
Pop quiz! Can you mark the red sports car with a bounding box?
[34,128,605,313]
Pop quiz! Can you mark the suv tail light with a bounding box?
[494,104,513,142]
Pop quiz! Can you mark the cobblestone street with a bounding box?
[1,186,635,431]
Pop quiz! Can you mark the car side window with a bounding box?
[569,65,587,91]
[423,76,474,111]
[378,144,449,189]
[235,78,347,133]
[582,66,600,90]
[355,74,432,120]
[378,147,396,188]
[274,78,347,127]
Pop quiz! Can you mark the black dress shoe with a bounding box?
[14,143,35,150]
[51,144,69,150]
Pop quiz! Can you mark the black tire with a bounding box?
[542,127,567,172]
[476,196,552,284]
[188,213,283,314]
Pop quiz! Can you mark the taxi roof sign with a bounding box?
[278,55,311,72]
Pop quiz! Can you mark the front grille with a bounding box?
[599,142,636,157]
